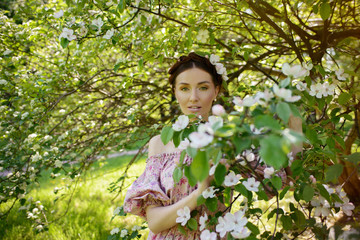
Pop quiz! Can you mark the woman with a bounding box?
[123,52,225,239]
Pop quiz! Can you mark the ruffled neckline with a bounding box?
[148,150,183,159]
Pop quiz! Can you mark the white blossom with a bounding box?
[295,81,307,91]
[264,167,275,179]
[79,25,88,37]
[59,28,76,41]
[196,29,209,43]
[311,196,330,217]
[209,164,217,176]
[250,124,263,135]
[110,227,120,235]
[131,225,142,231]
[282,63,309,78]
[0,79,7,85]
[255,89,274,106]
[31,152,42,162]
[215,216,229,238]
[36,225,43,231]
[200,229,217,240]
[120,229,128,238]
[54,160,62,168]
[215,63,226,75]
[335,69,349,81]
[53,10,64,18]
[342,198,355,216]
[202,186,218,199]
[92,17,104,32]
[199,213,208,231]
[242,177,260,192]
[172,115,189,131]
[176,206,191,226]
[103,28,114,39]
[273,84,301,102]
[208,115,223,130]
[209,54,220,65]
[243,150,255,162]
[309,83,324,98]
[224,171,241,187]
[189,131,213,149]
[233,96,257,107]
[178,138,190,150]
[113,207,121,215]
[231,227,251,239]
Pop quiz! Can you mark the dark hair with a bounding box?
[168,52,223,92]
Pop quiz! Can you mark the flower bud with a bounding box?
[212,104,225,116]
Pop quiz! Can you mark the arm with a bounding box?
[146,180,209,234]
[286,114,303,175]
[145,136,210,234]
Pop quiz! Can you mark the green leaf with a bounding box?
[179,150,186,165]
[281,215,293,230]
[173,167,183,183]
[345,152,360,165]
[187,218,198,231]
[290,159,303,177]
[161,126,174,145]
[190,151,209,182]
[173,131,181,147]
[325,164,343,183]
[177,224,187,236]
[234,183,249,198]
[279,77,290,88]
[197,195,205,206]
[246,221,260,235]
[184,166,197,187]
[338,92,351,105]
[214,164,226,186]
[302,184,315,202]
[260,135,287,169]
[186,147,197,158]
[316,183,331,202]
[256,190,269,201]
[270,176,282,190]
[216,124,236,137]
[320,2,331,20]
[254,115,281,130]
[117,0,125,13]
[224,187,232,206]
[280,186,290,200]
[305,126,319,144]
[276,102,291,124]
[233,135,251,155]
[60,37,69,48]
[205,197,218,212]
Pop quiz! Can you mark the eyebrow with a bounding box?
[177,81,211,85]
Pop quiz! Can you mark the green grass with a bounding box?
[0,154,149,240]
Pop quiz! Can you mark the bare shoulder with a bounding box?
[148,135,176,157]
[148,135,165,157]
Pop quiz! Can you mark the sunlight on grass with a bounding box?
[1,154,149,240]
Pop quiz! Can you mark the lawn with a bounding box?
[0,153,149,240]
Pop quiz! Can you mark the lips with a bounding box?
[188,106,201,112]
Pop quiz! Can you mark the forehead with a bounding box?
[175,68,214,85]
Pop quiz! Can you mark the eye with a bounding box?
[180,87,189,91]
[199,86,209,90]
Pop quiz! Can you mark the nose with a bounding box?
[189,89,199,102]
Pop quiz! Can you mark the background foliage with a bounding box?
[0,0,359,239]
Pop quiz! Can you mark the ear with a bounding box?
[214,85,220,98]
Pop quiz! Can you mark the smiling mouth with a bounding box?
[188,106,201,112]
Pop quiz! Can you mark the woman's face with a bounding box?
[174,68,219,120]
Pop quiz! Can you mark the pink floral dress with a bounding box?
[123,151,226,240]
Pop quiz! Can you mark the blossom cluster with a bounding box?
[207,54,229,81]
[311,184,355,217]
